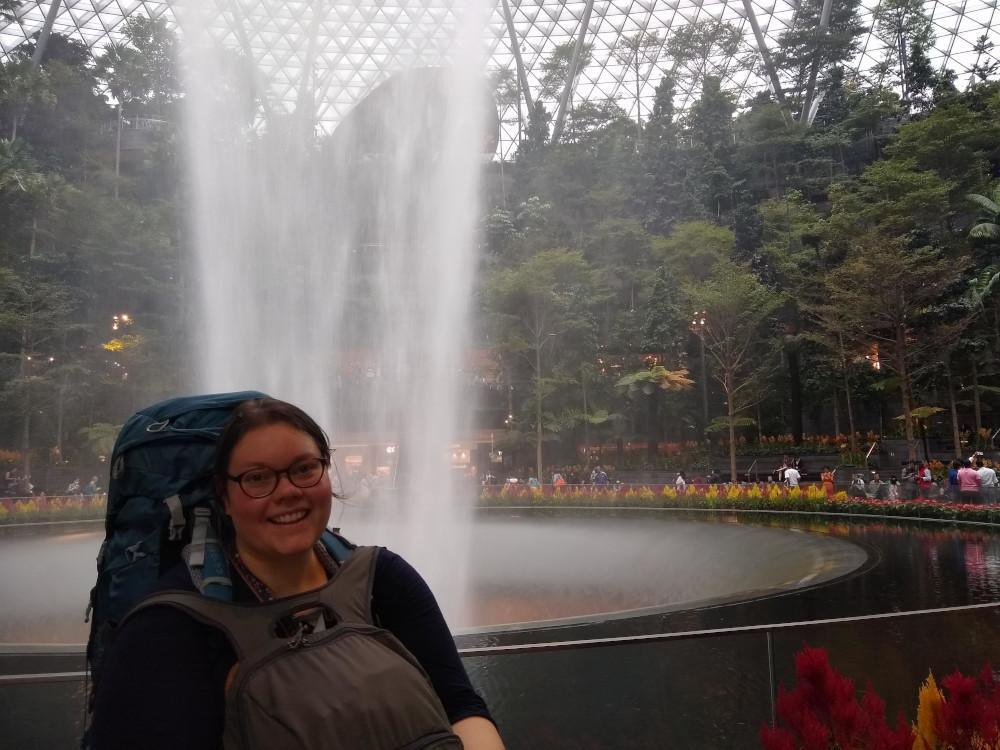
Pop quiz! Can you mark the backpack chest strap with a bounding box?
[127,546,380,659]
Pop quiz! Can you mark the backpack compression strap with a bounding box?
[183,508,233,601]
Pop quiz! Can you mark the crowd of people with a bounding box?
[2,468,101,499]
[479,452,1000,505]
[842,454,999,504]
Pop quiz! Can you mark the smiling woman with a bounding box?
[88,397,504,750]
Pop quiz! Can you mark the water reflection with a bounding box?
[457,509,1000,648]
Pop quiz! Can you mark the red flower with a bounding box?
[764,645,914,750]
[938,669,985,746]
[760,723,798,750]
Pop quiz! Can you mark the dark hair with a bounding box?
[214,398,333,485]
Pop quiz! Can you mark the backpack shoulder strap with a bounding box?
[320,528,356,563]
[127,546,380,659]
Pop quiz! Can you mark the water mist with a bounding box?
[179,1,490,625]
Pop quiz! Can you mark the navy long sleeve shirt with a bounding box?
[89,548,492,749]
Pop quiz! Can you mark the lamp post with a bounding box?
[691,311,710,466]
[691,312,709,430]
[110,313,134,413]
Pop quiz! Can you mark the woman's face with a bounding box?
[222,422,332,567]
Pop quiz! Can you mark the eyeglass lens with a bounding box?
[239,458,326,497]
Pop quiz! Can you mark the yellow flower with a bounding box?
[913,671,944,750]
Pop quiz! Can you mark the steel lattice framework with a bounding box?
[3,0,998,157]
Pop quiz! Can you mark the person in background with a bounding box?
[957,459,982,504]
[947,460,961,502]
[66,478,81,495]
[976,458,997,504]
[902,461,918,500]
[886,476,900,501]
[593,467,608,486]
[783,463,801,488]
[820,467,835,494]
[83,476,99,497]
[675,472,686,493]
[917,462,933,499]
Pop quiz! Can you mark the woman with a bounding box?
[820,467,835,494]
[947,460,961,501]
[917,461,934,499]
[90,398,503,750]
[957,458,982,505]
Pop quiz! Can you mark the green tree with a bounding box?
[612,31,662,145]
[686,259,782,481]
[0,266,80,477]
[484,248,610,477]
[824,238,968,460]
[635,76,711,232]
[584,218,657,311]
[871,0,933,106]
[666,20,751,95]
[488,67,520,129]
[21,46,107,178]
[772,0,866,121]
[827,157,952,245]
[538,41,593,102]
[686,76,737,157]
[656,220,734,282]
[95,16,180,199]
[0,58,56,140]
[757,191,825,445]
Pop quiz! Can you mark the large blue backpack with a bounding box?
[84,391,268,716]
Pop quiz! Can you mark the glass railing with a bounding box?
[5,603,999,749]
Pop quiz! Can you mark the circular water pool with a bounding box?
[0,512,865,643]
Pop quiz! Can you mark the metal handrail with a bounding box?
[456,600,1000,657]
[5,601,1000,727]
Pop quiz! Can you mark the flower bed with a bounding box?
[480,484,1000,524]
[0,495,107,524]
[761,644,1000,750]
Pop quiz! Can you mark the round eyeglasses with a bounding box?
[226,457,330,498]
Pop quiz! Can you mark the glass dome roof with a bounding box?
[4,0,998,156]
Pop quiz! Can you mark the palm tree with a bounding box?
[0,59,55,139]
[0,138,35,192]
[616,366,694,461]
[968,186,1000,241]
